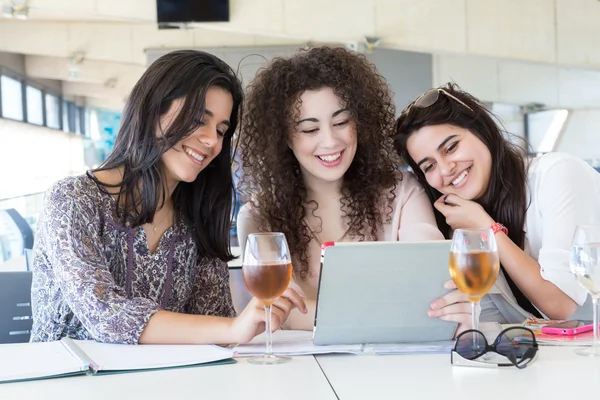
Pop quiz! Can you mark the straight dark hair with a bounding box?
[394,83,541,318]
[90,50,243,262]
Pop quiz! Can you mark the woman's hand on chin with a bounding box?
[434,194,495,230]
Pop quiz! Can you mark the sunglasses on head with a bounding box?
[402,88,474,116]
[451,326,539,369]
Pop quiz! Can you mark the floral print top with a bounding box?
[30,174,235,344]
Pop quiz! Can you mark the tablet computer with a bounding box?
[313,240,457,345]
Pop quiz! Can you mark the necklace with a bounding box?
[303,217,350,246]
[145,221,159,234]
[148,208,173,234]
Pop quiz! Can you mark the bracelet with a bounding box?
[491,222,508,235]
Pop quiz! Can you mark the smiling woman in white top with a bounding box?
[394,83,600,332]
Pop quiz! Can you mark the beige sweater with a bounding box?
[236,171,444,300]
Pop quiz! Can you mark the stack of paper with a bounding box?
[234,330,362,356]
[362,341,453,355]
[233,330,453,356]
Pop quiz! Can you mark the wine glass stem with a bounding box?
[265,304,273,357]
[471,300,482,350]
[593,297,599,352]
[471,300,481,332]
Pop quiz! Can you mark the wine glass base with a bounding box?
[247,354,291,365]
[475,354,496,362]
[574,347,600,357]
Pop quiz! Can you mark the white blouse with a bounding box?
[483,152,600,323]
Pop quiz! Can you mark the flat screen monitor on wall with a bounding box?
[156,0,230,23]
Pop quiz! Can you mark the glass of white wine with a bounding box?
[450,228,500,354]
[570,225,600,357]
[242,233,293,365]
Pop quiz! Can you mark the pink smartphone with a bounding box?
[541,320,594,335]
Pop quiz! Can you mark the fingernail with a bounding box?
[430,302,438,310]
[444,282,453,289]
[440,316,449,321]
[428,310,435,317]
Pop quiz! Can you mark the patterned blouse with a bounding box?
[30,174,235,344]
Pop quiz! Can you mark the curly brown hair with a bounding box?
[238,46,400,279]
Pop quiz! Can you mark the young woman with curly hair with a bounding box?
[236,46,443,330]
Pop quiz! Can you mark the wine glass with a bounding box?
[570,225,600,357]
[449,228,500,351]
[242,233,293,365]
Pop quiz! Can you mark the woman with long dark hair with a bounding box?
[30,50,305,345]
[237,46,443,330]
[394,82,600,330]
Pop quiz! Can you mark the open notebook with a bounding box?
[0,337,234,384]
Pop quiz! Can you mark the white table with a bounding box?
[4,346,600,399]
[316,347,600,399]
[0,356,337,400]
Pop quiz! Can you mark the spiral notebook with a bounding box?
[0,337,235,384]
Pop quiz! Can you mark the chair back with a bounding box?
[0,271,33,343]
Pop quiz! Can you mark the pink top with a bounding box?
[237,171,444,299]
